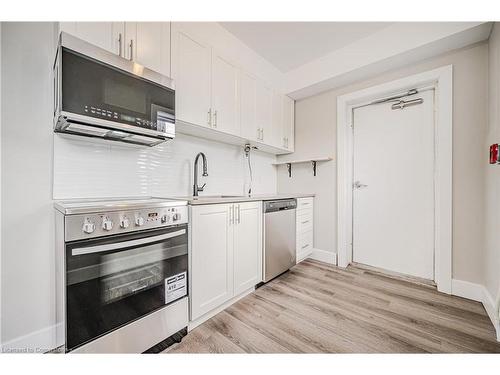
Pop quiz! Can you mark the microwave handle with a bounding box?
[71,229,186,256]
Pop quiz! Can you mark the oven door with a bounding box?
[65,224,187,352]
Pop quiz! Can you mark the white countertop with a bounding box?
[170,193,315,205]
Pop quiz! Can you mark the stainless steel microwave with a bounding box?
[53,32,175,146]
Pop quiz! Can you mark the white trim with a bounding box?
[307,249,337,265]
[451,279,500,342]
[451,279,484,301]
[188,287,255,331]
[0,323,61,353]
[336,65,453,294]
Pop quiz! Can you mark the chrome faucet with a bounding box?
[193,152,208,196]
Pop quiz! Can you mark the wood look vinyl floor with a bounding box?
[166,260,500,353]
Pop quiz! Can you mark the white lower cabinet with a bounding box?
[190,201,262,321]
[296,197,314,263]
[233,202,263,295]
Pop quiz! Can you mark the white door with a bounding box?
[174,31,212,128]
[352,89,435,280]
[233,202,263,295]
[135,22,171,76]
[212,52,240,135]
[190,204,234,320]
[240,71,258,141]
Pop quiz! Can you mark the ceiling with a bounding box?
[219,22,393,73]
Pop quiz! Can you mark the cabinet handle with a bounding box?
[213,110,217,128]
[129,39,133,61]
[261,128,264,141]
[301,220,309,224]
[118,33,122,57]
[229,205,234,225]
[301,244,310,249]
[207,108,212,126]
[237,204,241,224]
[257,128,260,140]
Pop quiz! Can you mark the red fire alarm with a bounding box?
[490,144,500,164]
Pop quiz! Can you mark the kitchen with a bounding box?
[1,1,500,371]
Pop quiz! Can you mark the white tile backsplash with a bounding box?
[53,133,277,199]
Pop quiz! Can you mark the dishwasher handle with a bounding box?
[264,199,297,213]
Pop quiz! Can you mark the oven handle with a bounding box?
[71,229,186,256]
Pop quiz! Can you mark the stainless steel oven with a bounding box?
[53,32,175,146]
[55,198,189,353]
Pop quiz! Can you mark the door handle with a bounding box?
[353,181,368,189]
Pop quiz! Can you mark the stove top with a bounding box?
[54,197,188,215]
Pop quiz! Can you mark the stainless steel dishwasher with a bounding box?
[263,199,297,282]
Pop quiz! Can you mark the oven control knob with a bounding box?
[82,220,95,234]
[120,216,130,229]
[102,216,113,231]
[135,215,145,227]
[161,214,170,224]
[173,213,181,221]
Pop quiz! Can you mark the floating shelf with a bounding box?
[272,157,333,177]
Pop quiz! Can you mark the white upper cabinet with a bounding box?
[59,22,171,77]
[256,82,273,144]
[239,71,258,142]
[271,90,284,148]
[134,22,171,77]
[173,31,212,128]
[211,52,240,135]
[282,95,295,152]
[122,22,136,61]
[59,22,122,55]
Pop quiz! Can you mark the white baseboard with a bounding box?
[307,248,337,265]
[188,287,255,331]
[452,279,500,342]
[1,323,61,353]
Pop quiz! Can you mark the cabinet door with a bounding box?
[212,52,240,135]
[233,202,263,295]
[123,22,137,61]
[190,204,234,320]
[173,31,212,128]
[283,95,295,151]
[135,22,171,76]
[239,71,258,141]
[60,22,123,56]
[256,82,273,144]
[271,91,284,148]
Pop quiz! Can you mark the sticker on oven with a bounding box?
[165,272,187,304]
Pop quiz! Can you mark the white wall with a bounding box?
[1,22,57,351]
[486,23,500,319]
[53,134,276,199]
[278,42,489,286]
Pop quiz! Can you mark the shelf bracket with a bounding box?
[286,163,292,178]
[312,161,317,176]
